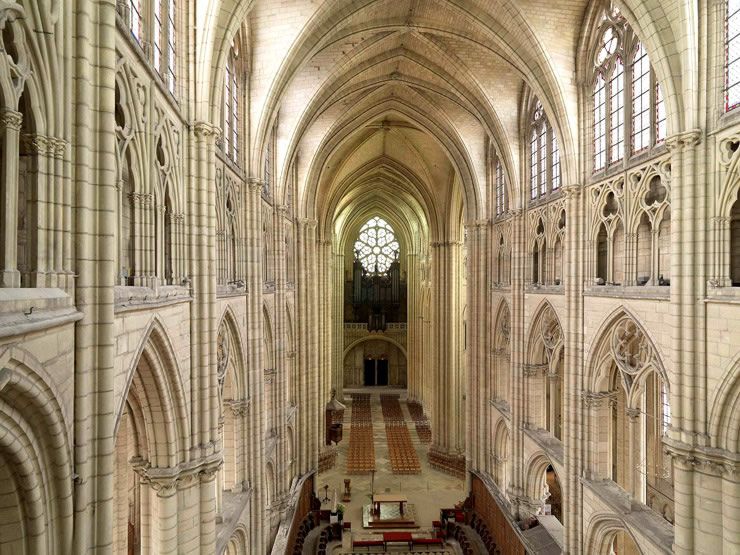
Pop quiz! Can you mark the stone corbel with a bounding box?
[561,184,581,199]
[191,121,221,141]
[247,176,264,193]
[148,476,179,498]
[664,129,702,152]
[522,362,549,377]
[581,389,617,408]
[625,407,641,421]
[0,109,22,131]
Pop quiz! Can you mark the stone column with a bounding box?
[665,130,706,555]
[332,244,345,400]
[245,177,266,554]
[562,183,584,554]
[199,466,219,552]
[0,110,22,287]
[508,208,527,515]
[72,0,117,550]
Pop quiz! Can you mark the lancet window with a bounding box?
[222,41,242,165]
[121,0,178,93]
[592,6,665,172]
[529,99,561,202]
[726,0,740,111]
[495,156,508,217]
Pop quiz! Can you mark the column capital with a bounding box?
[625,407,641,421]
[20,133,58,156]
[665,129,702,151]
[561,184,581,199]
[463,219,488,231]
[522,362,549,377]
[247,177,264,192]
[0,109,22,131]
[191,120,220,139]
[297,218,318,229]
[581,389,617,408]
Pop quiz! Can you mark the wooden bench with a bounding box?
[413,538,445,547]
[352,539,384,551]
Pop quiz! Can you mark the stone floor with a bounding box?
[317,388,465,534]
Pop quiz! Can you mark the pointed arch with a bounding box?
[0,347,74,555]
[709,354,740,453]
[584,513,644,555]
[115,316,190,468]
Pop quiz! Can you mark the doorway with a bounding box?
[363,357,389,386]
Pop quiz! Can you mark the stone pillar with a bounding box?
[332,245,345,400]
[72,0,117,550]
[664,130,706,555]
[245,177,266,554]
[0,110,22,287]
[508,208,527,515]
[562,183,584,554]
[199,467,219,552]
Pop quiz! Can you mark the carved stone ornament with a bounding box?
[610,317,654,377]
[540,305,562,352]
[216,323,230,384]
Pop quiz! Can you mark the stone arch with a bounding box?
[303,96,483,225]
[342,335,408,361]
[0,347,74,555]
[709,355,740,453]
[217,307,248,493]
[112,317,191,553]
[262,304,275,371]
[585,307,669,400]
[584,514,643,555]
[524,451,563,523]
[492,418,510,492]
[265,461,276,508]
[583,308,673,520]
[115,316,190,468]
[525,301,565,437]
[576,0,683,141]
[225,525,249,555]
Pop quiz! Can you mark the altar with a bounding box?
[362,493,418,529]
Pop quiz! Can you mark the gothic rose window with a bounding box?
[354,217,400,275]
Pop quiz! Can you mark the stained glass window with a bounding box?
[495,158,507,216]
[727,0,740,111]
[129,0,143,43]
[354,217,400,274]
[529,98,560,201]
[223,49,240,164]
[153,0,162,73]
[594,73,607,170]
[167,0,176,93]
[592,11,665,172]
[632,43,651,152]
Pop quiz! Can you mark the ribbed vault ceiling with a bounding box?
[200,0,685,238]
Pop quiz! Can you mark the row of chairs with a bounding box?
[316,523,340,555]
[291,512,321,555]
[428,450,465,479]
[380,395,421,474]
[385,425,421,474]
[407,401,432,443]
[468,513,502,554]
[379,394,404,422]
[347,397,375,473]
[445,522,477,555]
